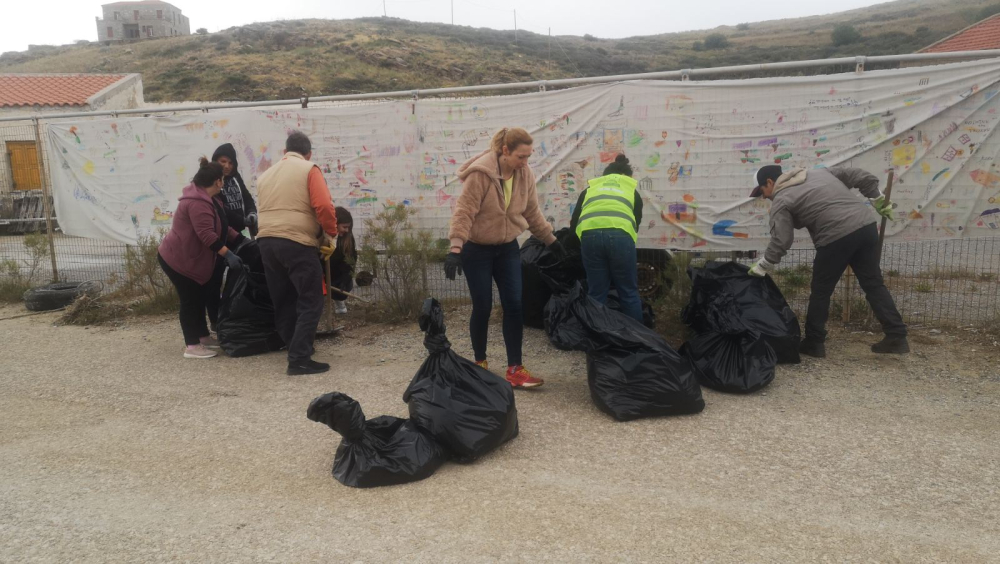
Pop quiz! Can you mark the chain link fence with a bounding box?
[2,60,1000,327]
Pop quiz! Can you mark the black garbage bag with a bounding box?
[681,331,777,394]
[218,241,284,357]
[682,261,801,364]
[307,392,446,488]
[606,289,656,329]
[521,228,586,328]
[403,298,518,462]
[544,282,705,421]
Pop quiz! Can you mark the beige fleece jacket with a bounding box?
[448,149,556,247]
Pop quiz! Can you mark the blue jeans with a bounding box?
[461,240,523,367]
[581,228,642,322]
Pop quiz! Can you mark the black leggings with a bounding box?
[158,254,221,346]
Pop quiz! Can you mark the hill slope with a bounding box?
[2,0,998,102]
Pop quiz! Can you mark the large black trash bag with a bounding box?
[606,289,656,329]
[682,261,801,364]
[544,283,705,421]
[521,228,585,328]
[307,392,446,488]
[681,332,777,394]
[402,298,518,462]
[218,241,285,357]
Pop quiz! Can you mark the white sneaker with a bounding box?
[184,344,217,359]
[334,300,348,314]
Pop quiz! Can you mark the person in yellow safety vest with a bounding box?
[569,154,645,322]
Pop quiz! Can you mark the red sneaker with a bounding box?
[505,365,544,388]
[475,359,488,370]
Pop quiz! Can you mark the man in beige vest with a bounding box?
[256,131,338,375]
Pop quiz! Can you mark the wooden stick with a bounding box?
[328,285,371,303]
[324,257,334,331]
[876,170,895,264]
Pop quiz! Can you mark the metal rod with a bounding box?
[325,257,334,331]
[32,118,59,282]
[877,170,895,264]
[5,50,1000,123]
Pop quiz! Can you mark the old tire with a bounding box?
[23,281,101,312]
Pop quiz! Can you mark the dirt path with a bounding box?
[1,305,999,562]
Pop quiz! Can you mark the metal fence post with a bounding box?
[32,118,59,283]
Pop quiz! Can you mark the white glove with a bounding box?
[748,258,776,278]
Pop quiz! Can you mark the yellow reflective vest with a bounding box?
[574,174,638,242]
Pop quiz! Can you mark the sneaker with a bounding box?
[287,359,331,376]
[871,336,910,354]
[798,338,826,358]
[200,335,221,349]
[184,344,217,359]
[334,300,348,314]
[475,359,488,370]
[506,365,544,388]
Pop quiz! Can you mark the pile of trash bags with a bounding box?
[545,282,704,421]
[680,261,801,394]
[308,298,518,488]
[522,228,655,329]
[217,240,285,357]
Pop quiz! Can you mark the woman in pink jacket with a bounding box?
[445,127,566,388]
[157,158,246,359]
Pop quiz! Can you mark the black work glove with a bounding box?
[223,249,243,272]
[443,252,463,280]
[244,213,257,229]
[547,240,567,262]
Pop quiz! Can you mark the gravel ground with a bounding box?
[1,305,999,562]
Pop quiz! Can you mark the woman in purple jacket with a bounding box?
[158,158,246,359]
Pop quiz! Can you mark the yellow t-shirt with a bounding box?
[503,177,513,210]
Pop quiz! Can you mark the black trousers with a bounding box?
[806,223,907,341]
[158,254,219,346]
[258,237,324,364]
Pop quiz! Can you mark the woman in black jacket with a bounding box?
[330,207,358,314]
[211,143,258,236]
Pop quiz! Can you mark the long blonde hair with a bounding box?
[490,127,532,155]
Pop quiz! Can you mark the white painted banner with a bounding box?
[48,58,1000,248]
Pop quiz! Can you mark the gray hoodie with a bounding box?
[765,167,881,264]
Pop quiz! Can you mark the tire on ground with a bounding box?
[23,282,101,312]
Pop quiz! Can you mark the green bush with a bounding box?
[832,24,862,46]
[703,33,730,50]
[0,232,50,303]
[357,205,446,322]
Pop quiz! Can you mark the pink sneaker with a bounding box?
[183,344,217,359]
[200,335,220,349]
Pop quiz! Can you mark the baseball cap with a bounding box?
[751,165,783,197]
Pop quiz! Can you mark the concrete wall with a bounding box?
[96,2,189,42]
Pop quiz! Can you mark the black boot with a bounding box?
[287,359,330,376]
[799,338,826,358]
[871,335,909,354]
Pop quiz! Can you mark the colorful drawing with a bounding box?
[891,146,917,167]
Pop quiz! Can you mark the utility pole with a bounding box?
[548,28,551,62]
[451,0,454,25]
[514,10,517,45]
[383,0,387,17]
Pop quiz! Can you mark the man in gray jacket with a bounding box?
[748,164,908,357]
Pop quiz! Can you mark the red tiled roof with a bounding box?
[0,74,128,108]
[921,14,1000,53]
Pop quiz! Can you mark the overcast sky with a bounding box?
[3,0,889,54]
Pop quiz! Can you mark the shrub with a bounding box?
[703,33,730,50]
[736,23,750,31]
[357,205,445,321]
[0,232,50,303]
[196,28,208,35]
[832,24,862,46]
